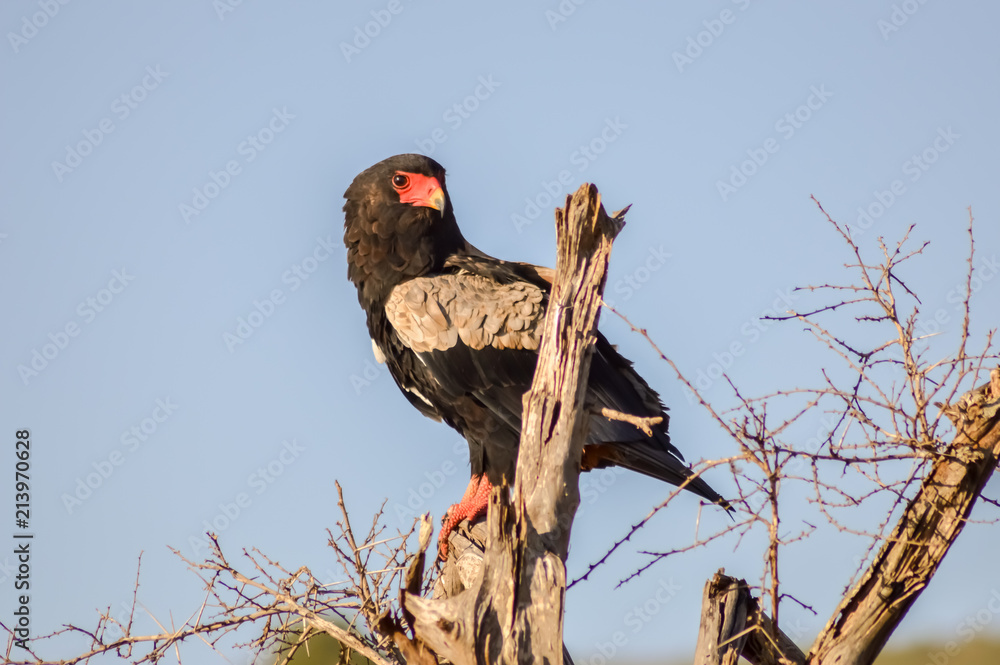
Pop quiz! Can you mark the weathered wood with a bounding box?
[694,571,805,665]
[434,520,576,665]
[808,368,1000,665]
[401,184,624,664]
[741,600,807,665]
[434,520,489,601]
[693,573,750,665]
[694,370,1000,665]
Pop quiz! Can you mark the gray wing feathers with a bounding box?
[386,274,545,353]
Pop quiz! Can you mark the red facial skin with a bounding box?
[392,171,445,210]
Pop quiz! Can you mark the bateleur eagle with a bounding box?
[343,153,728,555]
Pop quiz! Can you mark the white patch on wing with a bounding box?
[371,338,386,364]
[406,385,434,407]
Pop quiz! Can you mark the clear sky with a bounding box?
[2,1,999,663]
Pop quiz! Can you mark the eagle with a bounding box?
[343,153,728,555]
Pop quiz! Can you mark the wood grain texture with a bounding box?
[400,184,623,665]
[693,571,805,665]
[808,368,1000,665]
[692,371,1000,665]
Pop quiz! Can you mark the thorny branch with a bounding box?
[6,199,997,665]
[2,488,417,665]
[599,202,998,664]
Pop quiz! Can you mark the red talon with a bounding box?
[438,474,491,560]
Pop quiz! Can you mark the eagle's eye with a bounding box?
[391,174,409,189]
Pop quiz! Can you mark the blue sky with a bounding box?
[2,1,999,662]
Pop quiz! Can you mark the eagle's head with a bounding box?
[343,154,468,307]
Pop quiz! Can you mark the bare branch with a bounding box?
[809,369,1000,664]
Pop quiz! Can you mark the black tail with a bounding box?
[612,438,733,511]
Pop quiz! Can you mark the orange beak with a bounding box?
[425,186,446,211]
[397,173,446,211]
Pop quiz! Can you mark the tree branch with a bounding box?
[401,184,623,664]
[694,571,806,665]
[808,367,1000,664]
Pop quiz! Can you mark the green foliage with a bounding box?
[873,636,1000,665]
[269,627,376,665]
[592,636,1000,665]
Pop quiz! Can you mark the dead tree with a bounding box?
[686,205,1000,665]
[693,362,999,665]
[395,184,624,665]
[0,184,624,665]
[6,194,997,665]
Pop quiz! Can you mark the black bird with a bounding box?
[343,154,727,555]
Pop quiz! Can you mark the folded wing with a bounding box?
[383,264,728,507]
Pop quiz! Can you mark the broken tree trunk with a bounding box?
[693,369,1000,665]
[693,571,805,665]
[807,367,1000,665]
[432,519,578,665]
[401,184,624,664]
[693,573,751,665]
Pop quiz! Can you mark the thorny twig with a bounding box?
[577,202,997,638]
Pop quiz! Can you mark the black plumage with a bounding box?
[343,154,728,541]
